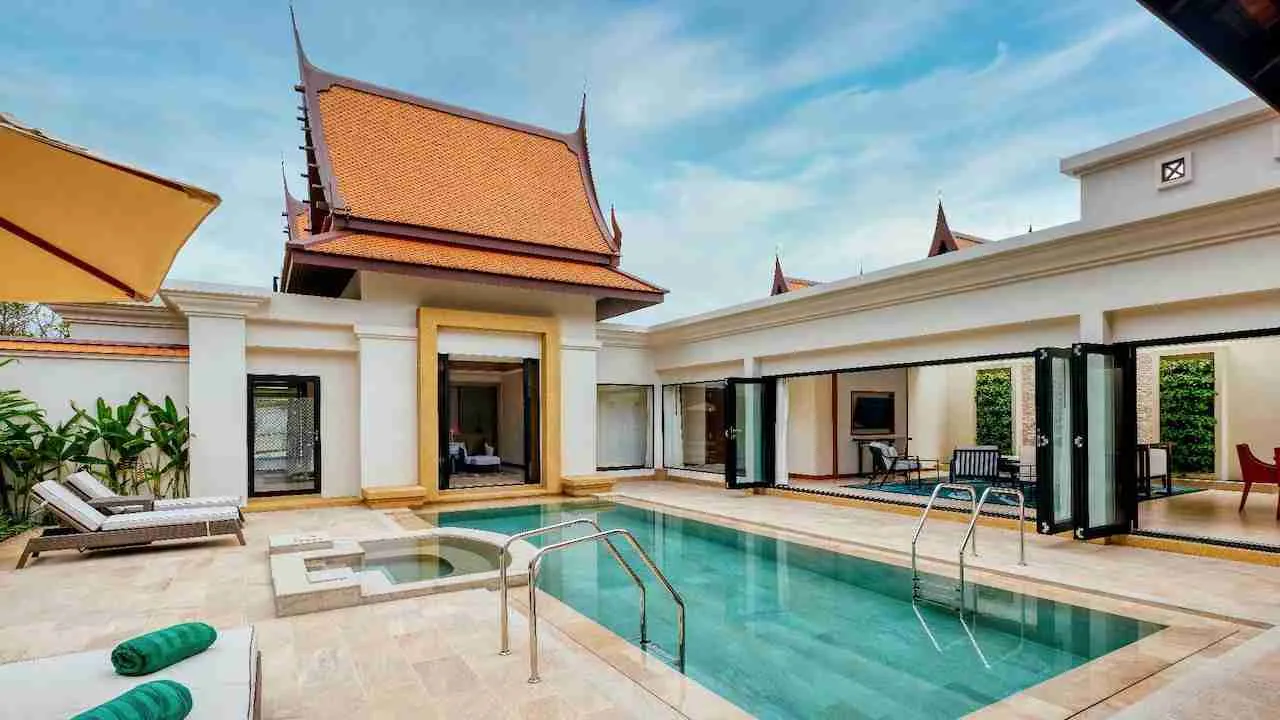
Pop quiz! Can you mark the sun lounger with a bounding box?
[16,481,244,569]
[0,626,261,719]
[65,469,244,518]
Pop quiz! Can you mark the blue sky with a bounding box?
[2,1,1248,323]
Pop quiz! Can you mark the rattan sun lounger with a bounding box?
[16,481,244,569]
[64,470,245,519]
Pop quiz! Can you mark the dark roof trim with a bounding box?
[284,247,664,319]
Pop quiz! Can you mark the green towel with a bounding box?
[111,622,217,676]
[71,679,193,720]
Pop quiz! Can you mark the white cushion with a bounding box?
[1149,448,1169,476]
[100,506,241,531]
[156,496,243,510]
[34,481,106,531]
[66,470,115,500]
[468,456,501,467]
[0,626,256,719]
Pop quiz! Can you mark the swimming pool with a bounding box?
[434,500,1161,719]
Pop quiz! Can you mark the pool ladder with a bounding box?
[497,519,687,683]
[911,484,1026,610]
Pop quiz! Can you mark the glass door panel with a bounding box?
[1072,344,1136,539]
[725,378,775,489]
[1034,348,1074,534]
[248,375,321,497]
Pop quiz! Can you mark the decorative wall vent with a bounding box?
[1155,152,1192,189]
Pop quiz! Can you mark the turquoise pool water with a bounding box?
[434,501,1160,719]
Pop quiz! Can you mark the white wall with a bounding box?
[186,314,249,501]
[247,349,360,499]
[0,353,187,423]
[356,328,418,489]
[783,374,832,477]
[498,370,525,465]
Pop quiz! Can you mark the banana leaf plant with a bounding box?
[74,395,151,494]
[0,413,96,520]
[0,358,44,517]
[144,396,190,498]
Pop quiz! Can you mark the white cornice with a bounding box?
[162,282,271,319]
[354,324,417,341]
[596,323,650,348]
[648,188,1280,346]
[48,301,184,329]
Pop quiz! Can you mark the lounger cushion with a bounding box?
[0,626,257,719]
[66,470,116,500]
[34,480,107,532]
[156,496,244,511]
[100,506,241,532]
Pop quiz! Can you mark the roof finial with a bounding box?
[610,204,622,250]
[290,2,311,70]
[577,89,588,136]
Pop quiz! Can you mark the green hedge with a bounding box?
[1159,356,1215,474]
[975,368,1013,455]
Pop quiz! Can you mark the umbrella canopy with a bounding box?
[0,114,220,302]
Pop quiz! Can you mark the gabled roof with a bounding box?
[770,256,819,296]
[280,12,663,318]
[927,202,987,257]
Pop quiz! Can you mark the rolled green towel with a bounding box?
[111,622,218,676]
[71,679,193,720]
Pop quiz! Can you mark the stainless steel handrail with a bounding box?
[497,519,644,655]
[965,487,1027,566]
[526,528,686,684]
[910,483,977,589]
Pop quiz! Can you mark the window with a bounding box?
[596,385,653,469]
[1155,152,1192,189]
[661,381,727,473]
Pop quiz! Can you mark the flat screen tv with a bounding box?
[851,392,895,435]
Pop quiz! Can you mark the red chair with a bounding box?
[1235,444,1280,518]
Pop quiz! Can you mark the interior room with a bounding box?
[441,355,537,489]
[661,381,727,475]
[597,384,654,470]
[1132,336,1280,548]
[781,358,1037,508]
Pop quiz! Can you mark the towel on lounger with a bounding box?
[111,622,217,676]
[71,679,193,720]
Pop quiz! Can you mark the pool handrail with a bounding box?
[911,482,978,602]
[964,486,1027,566]
[497,518,645,656]
[525,528,686,684]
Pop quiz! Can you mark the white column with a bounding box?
[562,341,600,476]
[1079,310,1113,344]
[166,287,268,502]
[355,326,418,490]
[186,315,248,500]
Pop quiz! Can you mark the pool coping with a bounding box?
[410,495,1261,719]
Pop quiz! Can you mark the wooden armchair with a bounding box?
[1235,444,1280,518]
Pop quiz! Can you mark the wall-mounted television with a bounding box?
[851,391,895,436]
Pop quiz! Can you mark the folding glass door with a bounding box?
[1033,345,1136,539]
[724,378,775,489]
[248,375,321,497]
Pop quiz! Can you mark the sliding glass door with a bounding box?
[724,378,775,489]
[1072,344,1137,539]
[1034,348,1074,534]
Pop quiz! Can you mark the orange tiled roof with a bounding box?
[314,85,614,255]
[303,233,661,294]
[0,338,189,358]
[291,208,309,240]
[785,277,818,291]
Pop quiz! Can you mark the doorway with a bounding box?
[247,375,321,497]
[438,355,540,490]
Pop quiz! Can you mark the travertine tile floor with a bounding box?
[1137,488,1280,547]
[0,507,680,719]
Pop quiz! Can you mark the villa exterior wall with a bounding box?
[0,353,188,424]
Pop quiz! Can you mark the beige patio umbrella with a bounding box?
[0,113,220,302]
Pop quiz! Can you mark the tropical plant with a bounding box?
[1160,356,1216,474]
[144,395,191,498]
[74,395,152,494]
[0,413,96,520]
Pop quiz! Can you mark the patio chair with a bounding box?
[867,441,926,486]
[1136,443,1172,498]
[949,447,1001,485]
[65,470,244,519]
[1236,444,1280,518]
[17,480,245,569]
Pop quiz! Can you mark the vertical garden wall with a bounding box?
[975,368,1013,455]
[1159,355,1215,474]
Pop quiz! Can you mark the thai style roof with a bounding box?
[770,256,819,296]
[927,202,987,257]
[279,13,662,318]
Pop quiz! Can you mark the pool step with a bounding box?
[642,640,681,670]
[912,574,966,610]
